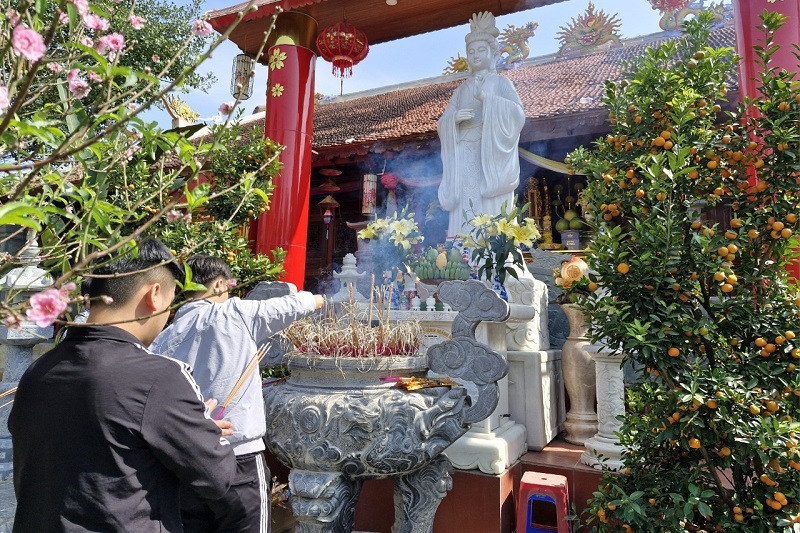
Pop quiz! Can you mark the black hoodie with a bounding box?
[9,326,236,532]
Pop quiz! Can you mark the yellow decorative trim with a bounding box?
[269,48,287,71]
[270,83,285,98]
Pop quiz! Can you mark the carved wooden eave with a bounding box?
[312,133,439,165]
[207,0,570,60]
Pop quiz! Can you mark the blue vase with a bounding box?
[492,272,508,301]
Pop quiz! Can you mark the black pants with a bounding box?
[181,452,271,533]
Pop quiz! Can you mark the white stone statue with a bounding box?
[438,11,526,238]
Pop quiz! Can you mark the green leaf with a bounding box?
[0,203,46,231]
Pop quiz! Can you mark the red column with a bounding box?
[734,0,800,101]
[734,0,800,280]
[255,41,316,289]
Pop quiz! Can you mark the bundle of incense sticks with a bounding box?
[0,387,16,410]
[214,344,268,421]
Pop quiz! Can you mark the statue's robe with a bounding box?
[438,72,525,237]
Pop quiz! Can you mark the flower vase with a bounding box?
[559,303,597,445]
[492,272,508,301]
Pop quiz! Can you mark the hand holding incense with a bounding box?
[214,344,268,420]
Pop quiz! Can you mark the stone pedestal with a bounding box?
[559,304,597,445]
[330,253,367,303]
[507,350,565,451]
[390,310,528,475]
[581,344,625,471]
[504,266,549,351]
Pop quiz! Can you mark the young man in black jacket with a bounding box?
[9,238,237,532]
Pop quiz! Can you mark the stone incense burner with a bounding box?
[262,280,513,533]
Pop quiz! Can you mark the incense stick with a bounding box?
[0,387,17,400]
[214,344,268,420]
[368,274,375,325]
[385,281,391,324]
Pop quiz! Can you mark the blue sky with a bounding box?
[152,0,728,127]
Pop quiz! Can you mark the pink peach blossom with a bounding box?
[58,11,69,24]
[218,101,234,115]
[69,0,89,17]
[12,25,46,62]
[6,9,20,26]
[67,69,90,99]
[26,289,68,327]
[0,86,9,113]
[47,62,64,73]
[4,315,21,330]
[88,71,102,83]
[79,36,92,46]
[166,209,182,223]
[191,20,213,38]
[83,14,109,31]
[59,282,77,301]
[96,33,125,57]
[128,14,145,30]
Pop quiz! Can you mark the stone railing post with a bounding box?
[0,231,54,480]
[580,343,626,471]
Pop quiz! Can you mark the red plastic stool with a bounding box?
[516,471,571,533]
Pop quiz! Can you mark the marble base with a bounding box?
[507,349,565,451]
[563,412,598,446]
[581,435,625,471]
[443,420,527,475]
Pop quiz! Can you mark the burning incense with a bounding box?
[384,282,391,324]
[368,274,375,325]
[214,344,268,420]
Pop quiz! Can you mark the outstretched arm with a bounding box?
[234,292,323,345]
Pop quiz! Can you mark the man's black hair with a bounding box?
[185,255,233,287]
[88,238,183,308]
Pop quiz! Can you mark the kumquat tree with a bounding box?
[566,11,800,532]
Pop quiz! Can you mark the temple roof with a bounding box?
[174,24,737,171]
[227,25,736,154]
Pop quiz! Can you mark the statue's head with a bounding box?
[465,11,500,73]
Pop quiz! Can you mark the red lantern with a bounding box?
[316,21,369,78]
[646,0,691,13]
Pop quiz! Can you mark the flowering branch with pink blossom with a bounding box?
[0,0,286,329]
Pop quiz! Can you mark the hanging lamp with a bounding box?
[316,21,369,78]
[231,54,256,100]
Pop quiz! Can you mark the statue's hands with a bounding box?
[455,109,474,123]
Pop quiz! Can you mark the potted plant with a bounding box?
[567,12,800,530]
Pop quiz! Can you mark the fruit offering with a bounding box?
[408,244,472,281]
